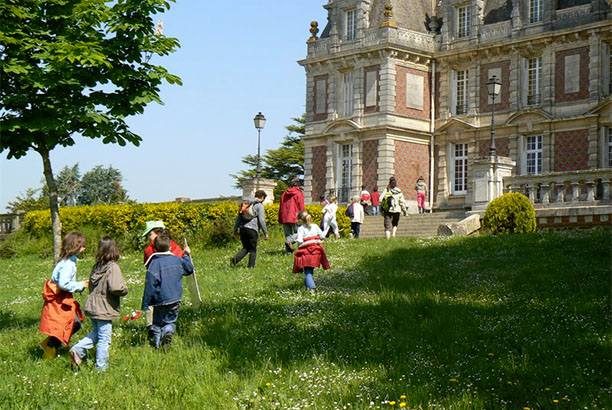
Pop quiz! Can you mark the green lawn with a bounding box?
[0,229,610,409]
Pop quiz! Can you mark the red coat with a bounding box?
[278,187,305,224]
[143,240,183,265]
[39,280,84,346]
[371,191,381,206]
[293,239,330,273]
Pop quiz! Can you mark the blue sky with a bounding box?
[0,2,327,210]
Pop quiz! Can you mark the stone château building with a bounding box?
[298,0,611,212]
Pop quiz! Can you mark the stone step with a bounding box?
[355,211,466,238]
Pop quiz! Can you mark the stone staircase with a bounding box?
[359,210,467,238]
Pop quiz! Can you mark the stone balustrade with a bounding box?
[0,211,25,237]
[479,21,512,43]
[504,169,612,206]
[307,28,435,58]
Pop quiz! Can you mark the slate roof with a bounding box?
[369,0,434,33]
[483,0,513,25]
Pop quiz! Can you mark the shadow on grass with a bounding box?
[0,310,41,334]
[180,230,611,407]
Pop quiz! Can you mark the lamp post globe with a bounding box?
[487,76,501,157]
[253,112,266,179]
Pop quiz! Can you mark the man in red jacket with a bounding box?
[278,179,305,254]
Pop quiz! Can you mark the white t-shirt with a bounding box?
[297,224,324,244]
[322,202,338,221]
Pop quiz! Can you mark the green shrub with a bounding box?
[483,192,536,234]
[0,230,52,259]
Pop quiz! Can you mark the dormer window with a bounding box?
[529,0,542,23]
[346,9,358,41]
[457,5,471,38]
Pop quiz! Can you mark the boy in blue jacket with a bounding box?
[142,235,194,348]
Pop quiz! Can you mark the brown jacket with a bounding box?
[84,261,128,321]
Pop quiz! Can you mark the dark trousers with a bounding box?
[232,228,259,268]
[151,302,180,348]
[351,222,361,239]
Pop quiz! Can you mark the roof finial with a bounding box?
[307,21,319,43]
[380,3,398,28]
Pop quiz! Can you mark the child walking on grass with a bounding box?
[141,235,194,349]
[293,211,330,291]
[39,231,88,360]
[69,237,128,371]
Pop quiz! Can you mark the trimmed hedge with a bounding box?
[23,201,351,243]
[482,193,536,234]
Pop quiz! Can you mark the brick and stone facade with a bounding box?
[300,0,611,211]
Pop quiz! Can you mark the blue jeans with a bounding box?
[304,266,315,289]
[372,205,379,216]
[152,302,180,348]
[71,318,112,370]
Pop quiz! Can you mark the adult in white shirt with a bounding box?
[322,195,340,239]
[349,196,365,238]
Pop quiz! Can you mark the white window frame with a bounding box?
[342,71,354,117]
[602,42,611,96]
[529,0,542,24]
[526,135,543,175]
[455,69,468,115]
[608,128,612,168]
[346,9,358,41]
[451,143,468,195]
[457,6,471,38]
[337,143,353,203]
[527,57,542,106]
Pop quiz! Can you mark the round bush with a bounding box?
[483,192,536,234]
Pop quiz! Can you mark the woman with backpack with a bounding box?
[380,177,408,239]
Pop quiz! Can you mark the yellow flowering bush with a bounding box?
[23,201,352,240]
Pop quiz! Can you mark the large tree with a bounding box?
[79,165,128,205]
[0,0,181,261]
[231,115,305,200]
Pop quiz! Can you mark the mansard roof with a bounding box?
[369,0,434,33]
[483,0,513,25]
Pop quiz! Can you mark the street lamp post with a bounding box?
[253,112,266,179]
[486,76,502,157]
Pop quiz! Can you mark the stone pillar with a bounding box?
[471,156,516,210]
[541,183,551,204]
[240,178,277,205]
[570,182,581,202]
[377,137,396,190]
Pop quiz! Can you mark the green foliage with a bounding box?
[0,230,610,408]
[231,115,305,189]
[78,165,128,205]
[0,0,182,159]
[20,201,352,251]
[6,188,48,213]
[483,192,537,234]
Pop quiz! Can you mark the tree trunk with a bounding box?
[38,147,62,263]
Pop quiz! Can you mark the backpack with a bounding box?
[380,192,394,214]
[239,200,257,222]
[344,203,354,218]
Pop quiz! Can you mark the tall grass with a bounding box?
[0,229,609,409]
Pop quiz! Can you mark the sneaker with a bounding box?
[69,350,81,370]
[161,332,173,347]
[40,337,56,361]
[146,326,155,340]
